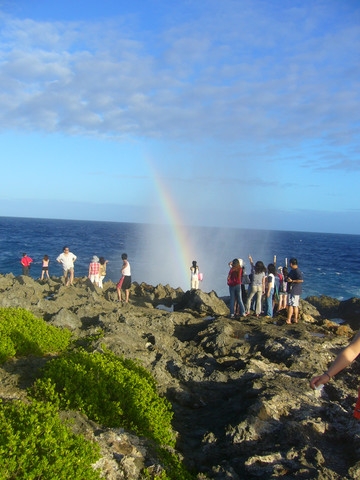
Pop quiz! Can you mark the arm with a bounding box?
[310,331,360,389]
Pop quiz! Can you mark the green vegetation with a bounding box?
[0,307,194,479]
[0,399,101,480]
[31,348,175,446]
[0,307,71,362]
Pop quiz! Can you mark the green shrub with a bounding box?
[31,348,175,447]
[0,399,101,480]
[0,307,71,363]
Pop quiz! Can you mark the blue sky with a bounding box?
[0,0,359,234]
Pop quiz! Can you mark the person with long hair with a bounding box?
[265,263,276,318]
[98,257,108,289]
[227,258,245,318]
[190,260,199,290]
[246,258,266,317]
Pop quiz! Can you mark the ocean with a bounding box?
[1,216,360,300]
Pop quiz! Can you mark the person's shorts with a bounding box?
[121,275,131,290]
[288,294,300,307]
[90,274,99,283]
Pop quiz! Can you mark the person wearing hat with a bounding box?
[88,255,100,286]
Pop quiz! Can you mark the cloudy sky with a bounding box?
[0,0,359,234]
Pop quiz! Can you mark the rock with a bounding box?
[49,307,82,330]
[174,289,229,316]
[339,298,360,330]
[0,275,360,479]
[306,295,341,318]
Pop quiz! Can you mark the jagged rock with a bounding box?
[174,289,229,316]
[339,297,360,329]
[49,307,82,330]
[0,274,360,479]
[305,295,341,318]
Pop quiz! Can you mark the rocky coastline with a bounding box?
[0,273,360,479]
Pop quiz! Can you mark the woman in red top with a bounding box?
[227,258,246,318]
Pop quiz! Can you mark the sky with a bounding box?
[0,0,359,234]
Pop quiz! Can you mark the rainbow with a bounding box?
[146,158,193,290]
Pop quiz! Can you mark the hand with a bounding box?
[310,373,330,390]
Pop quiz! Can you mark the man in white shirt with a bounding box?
[57,246,77,286]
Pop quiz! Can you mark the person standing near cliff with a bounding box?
[190,260,199,290]
[98,257,108,289]
[246,257,266,317]
[56,246,77,286]
[116,253,131,304]
[20,253,33,276]
[40,254,50,280]
[310,330,360,420]
[227,258,246,318]
[286,258,303,324]
[88,256,100,286]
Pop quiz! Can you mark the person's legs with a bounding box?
[125,288,130,303]
[246,286,256,313]
[238,287,245,316]
[68,267,74,285]
[255,286,262,316]
[266,289,273,317]
[229,286,235,316]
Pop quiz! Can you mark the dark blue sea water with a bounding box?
[1,216,360,300]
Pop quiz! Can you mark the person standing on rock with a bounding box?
[88,256,100,286]
[56,246,77,286]
[310,330,360,420]
[40,254,50,280]
[286,258,303,324]
[227,258,246,318]
[20,252,33,276]
[117,253,131,304]
[190,260,199,290]
[98,257,108,289]
[246,258,266,317]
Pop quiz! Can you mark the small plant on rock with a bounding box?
[0,307,71,363]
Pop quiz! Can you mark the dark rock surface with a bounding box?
[0,274,360,479]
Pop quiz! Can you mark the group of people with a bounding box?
[19,248,360,426]
[227,255,304,324]
[19,247,132,303]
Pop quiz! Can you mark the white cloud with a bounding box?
[0,2,358,150]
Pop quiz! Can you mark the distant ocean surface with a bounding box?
[1,216,360,301]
